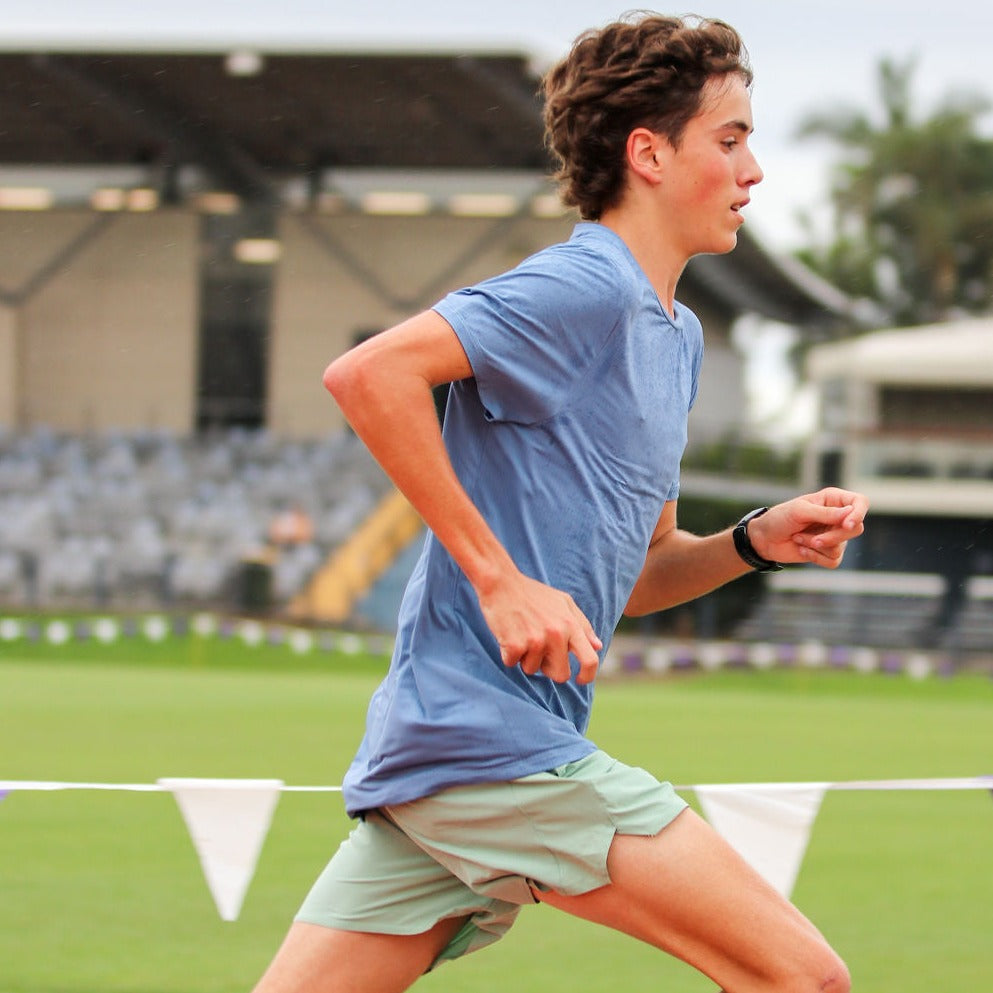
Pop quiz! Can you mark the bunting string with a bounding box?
[2,777,992,793]
[2,776,990,916]
[0,780,342,792]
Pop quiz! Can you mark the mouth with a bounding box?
[730,199,749,225]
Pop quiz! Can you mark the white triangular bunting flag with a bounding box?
[695,783,828,898]
[159,777,283,921]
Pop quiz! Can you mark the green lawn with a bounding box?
[1,643,991,993]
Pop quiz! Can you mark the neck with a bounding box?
[598,206,688,318]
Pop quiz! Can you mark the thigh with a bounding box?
[252,917,468,993]
[535,808,848,993]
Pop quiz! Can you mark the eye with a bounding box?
[722,138,738,150]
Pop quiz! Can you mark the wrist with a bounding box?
[732,507,783,573]
[464,542,519,598]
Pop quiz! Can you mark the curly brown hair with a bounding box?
[542,13,752,220]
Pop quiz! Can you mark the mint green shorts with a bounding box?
[295,749,687,966]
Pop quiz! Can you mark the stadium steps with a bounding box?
[288,488,422,624]
[940,576,993,654]
[734,569,948,649]
[352,534,425,633]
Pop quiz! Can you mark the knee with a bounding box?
[806,947,851,993]
[826,962,852,993]
[777,939,850,993]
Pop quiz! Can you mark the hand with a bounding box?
[475,568,602,685]
[748,487,868,569]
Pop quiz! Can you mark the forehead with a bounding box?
[693,74,754,129]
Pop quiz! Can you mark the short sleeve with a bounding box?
[433,245,630,425]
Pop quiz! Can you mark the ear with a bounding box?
[625,127,667,187]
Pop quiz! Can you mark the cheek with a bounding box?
[685,160,731,207]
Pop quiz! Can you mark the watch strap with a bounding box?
[733,507,784,573]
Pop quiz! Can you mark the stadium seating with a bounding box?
[0,426,391,612]
[733,568,951,651]
[940,576,993,654]
[3,425,985,654]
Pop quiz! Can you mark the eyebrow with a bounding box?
[720,119,754,134]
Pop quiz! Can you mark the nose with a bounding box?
[743,147,763,187]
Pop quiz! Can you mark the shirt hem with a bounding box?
[344,739,599,819]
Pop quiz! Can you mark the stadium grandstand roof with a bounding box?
[0,47,855,330]
[0,50,547,187]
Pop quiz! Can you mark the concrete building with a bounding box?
[0,46,865,622]
[794,318,993,653]
[0,48,851,446]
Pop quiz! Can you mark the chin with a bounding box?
[697,234,738,256]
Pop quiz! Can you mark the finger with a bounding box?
[568,631,601,685]
[820,490,871,532]
[537,628,571,682]
[579,615,603,652]
[567,605,602,685]
[797,541,846,568]
[796,501,853,527]
[842,497,869,530]
[500,636,526,669]
[574,651,600,685]
[814,486,861,507]
[563,596,601,649]
[540,650,573,684]
[519,643,545,677]
[798,518,863,550]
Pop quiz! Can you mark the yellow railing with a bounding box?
[289,489,422,623]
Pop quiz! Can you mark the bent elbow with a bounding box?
[322,347,396,436]
[323,350,373,414]
[322,354,349,400]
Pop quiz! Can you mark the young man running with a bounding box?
[254,13,865,992]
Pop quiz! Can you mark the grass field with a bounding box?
[1,633,992,993]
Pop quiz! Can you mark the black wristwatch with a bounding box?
[732,507,783,573]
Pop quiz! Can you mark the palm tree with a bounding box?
[794,57,993,326]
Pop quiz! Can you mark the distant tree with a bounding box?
[794,57,993,326]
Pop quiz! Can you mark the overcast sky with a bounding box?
[4,0,992,252]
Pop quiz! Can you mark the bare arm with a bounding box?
[323,309,601,683]
[625,489,869,617]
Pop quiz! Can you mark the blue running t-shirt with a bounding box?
[341,223,703,816]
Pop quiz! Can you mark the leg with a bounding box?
[535,809,850,993]
[255,809,518,993]
[252,916,468,993]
